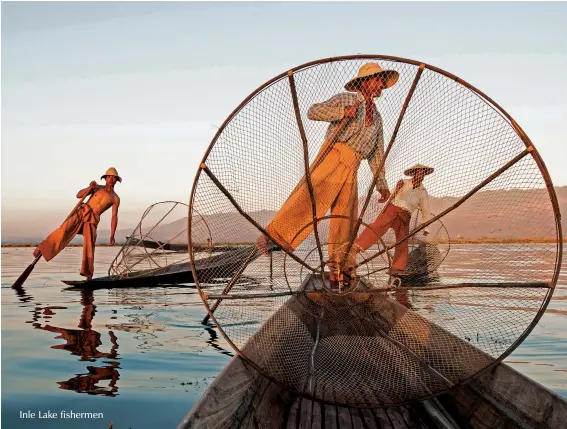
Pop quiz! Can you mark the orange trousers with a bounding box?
[266,143,361,268]
[354,203,411,270]
[38,204,100,277]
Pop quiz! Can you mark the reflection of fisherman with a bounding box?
[257,63,399,279]
[354,164,434,276]
[34,290,120,397]
[33,168,121,280]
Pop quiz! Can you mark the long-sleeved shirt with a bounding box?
[391,179,431,225]
[307,92,388,190]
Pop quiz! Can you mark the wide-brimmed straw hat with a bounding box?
[101,167,122,182]
[345,62,400,92]
[404,164,434,176]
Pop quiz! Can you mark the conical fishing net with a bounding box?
[188,56,562,407]
[109,201,211,279]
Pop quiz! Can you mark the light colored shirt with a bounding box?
[392,179,431,226]
[307,92,388,190]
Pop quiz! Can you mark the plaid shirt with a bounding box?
[307,92,388,190]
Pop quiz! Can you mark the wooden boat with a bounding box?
[62,245,257,290]
[179,274,567,429]
[124,237,249,254]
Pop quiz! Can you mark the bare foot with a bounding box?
[255,234,270,256]
[86,276,93,281]
[33,247,41,258]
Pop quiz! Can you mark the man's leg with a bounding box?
[37,211,83,261]
[261,148,349,253]
[391,211,411,271]
[80,223,97,280]
[328,168,358,277]
[354,204,397,251]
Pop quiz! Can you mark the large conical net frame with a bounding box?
[110,201,211,279]
[188,55,562,408]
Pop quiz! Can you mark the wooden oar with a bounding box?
[11,191,93,289]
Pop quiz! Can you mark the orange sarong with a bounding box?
[354,203,411,270]
[266,143,361,268]
[38,204,100,278]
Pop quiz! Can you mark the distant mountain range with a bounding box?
[3,186,566,244]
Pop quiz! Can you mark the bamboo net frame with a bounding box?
[187,55,562,407]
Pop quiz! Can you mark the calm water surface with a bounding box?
[1,245,566,428]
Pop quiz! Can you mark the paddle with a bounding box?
[11,190,93,289]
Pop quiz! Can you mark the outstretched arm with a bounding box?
[109,196,120,245]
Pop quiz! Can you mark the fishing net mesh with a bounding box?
[188,57,561,407]
[109,202,211,279]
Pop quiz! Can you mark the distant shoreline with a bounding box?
[2,238,565,248]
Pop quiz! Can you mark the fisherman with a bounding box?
[353,164,434,276]
[33,168,122,280]
[256,62,399,282]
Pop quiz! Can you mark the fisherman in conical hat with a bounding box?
[33,168,122,280]
[256,62,399,283]
[353,164,434,276]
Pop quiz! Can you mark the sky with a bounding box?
[2,1,566,240]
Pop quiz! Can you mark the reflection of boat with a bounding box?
[62,245,258,289]
[181,274,567,428]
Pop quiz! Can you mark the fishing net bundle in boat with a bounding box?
[188,55,562,407]
[109,201,212,279]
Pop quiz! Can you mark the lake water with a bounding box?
[1,245,566,428]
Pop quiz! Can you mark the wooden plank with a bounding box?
[468,402,503,429]
[311,400,323,429]
[285,397,302,429]
[240,408,259,429]
[372,409,394,429]
[386,407,409,429]
[177,357,262,429]
[323,403,338,429]
[397,405,429,429]
[359,408,380,429]
[337,406,354,429]
[349,407,364,429]
[298,397,314,429]
[472,364,567,429]
[251,379,294,429]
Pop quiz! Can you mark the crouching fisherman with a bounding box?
[354,164,434,276]
[33,168,122,280]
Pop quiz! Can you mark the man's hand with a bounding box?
[89,181,98,189]
[378,188,390,203]
[344,101,361,118]
[109,236,115,246]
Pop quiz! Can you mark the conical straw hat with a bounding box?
[101,167,122,182]
[404,164,434,176]
[345,62,400,92]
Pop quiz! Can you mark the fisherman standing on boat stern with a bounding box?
[353,164,434,276]
[256,62,399,282]
[33,168,121,280]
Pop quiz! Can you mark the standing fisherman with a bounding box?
[353,164,434,276]
[33,168,122,280]
[256,62,398,282]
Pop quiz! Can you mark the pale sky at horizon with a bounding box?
[2,2,566,239]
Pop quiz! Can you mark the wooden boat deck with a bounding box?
[179,275,567,429]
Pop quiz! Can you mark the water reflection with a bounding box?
[10,283,235,398]
[14,286,121,397]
